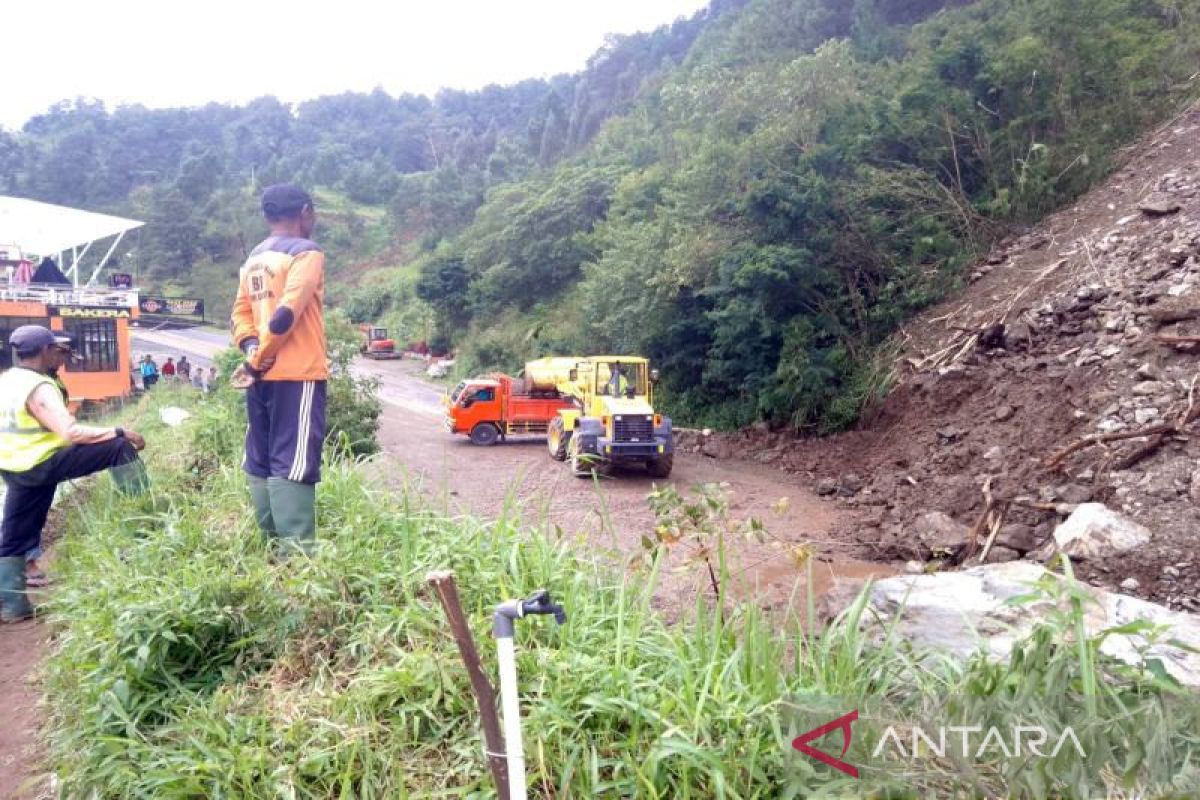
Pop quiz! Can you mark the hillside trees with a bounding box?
[441,0,1200,430]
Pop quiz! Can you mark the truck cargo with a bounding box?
[444,370,575,446]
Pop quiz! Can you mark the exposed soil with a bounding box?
[685,102,1200,610]
[0,620,49,800]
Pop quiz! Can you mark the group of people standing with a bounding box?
[139,354,217,392]
[2,182,327,622]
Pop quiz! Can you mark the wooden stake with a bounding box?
[426,570,510,798]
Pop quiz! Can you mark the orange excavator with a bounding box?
[359,325,401,359]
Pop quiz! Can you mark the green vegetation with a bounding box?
[6,0,1200,429]
[40,384,1200,797]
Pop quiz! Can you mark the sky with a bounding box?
[6,0,709,129]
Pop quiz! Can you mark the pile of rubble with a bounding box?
[678,104,1200,611]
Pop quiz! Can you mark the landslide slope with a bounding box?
[708,102,1200,609]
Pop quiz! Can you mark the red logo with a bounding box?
[792,709,860,778]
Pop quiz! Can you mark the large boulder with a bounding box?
[912,511,968,557]
[863,562,1200,687]
[1052,503,1151,559]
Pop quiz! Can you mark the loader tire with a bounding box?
[646,453,674,479]
[547,417,570,461]
[470,423,501,446]
[569,437,595,478]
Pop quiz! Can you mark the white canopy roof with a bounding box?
[0,195,143,256]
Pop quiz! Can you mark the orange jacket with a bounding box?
[231,236,329,381]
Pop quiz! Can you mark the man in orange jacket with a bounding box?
[230,184,328,555]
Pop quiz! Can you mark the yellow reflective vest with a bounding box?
[0,367,69,472]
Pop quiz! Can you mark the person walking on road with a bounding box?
[178,356,192,382]
[0,326,148,622]
[190,363,204,390]
[161,357,176,382]
[230,184,328,556]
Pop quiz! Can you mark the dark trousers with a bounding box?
[0,439,140,557]
[244,379,326,485]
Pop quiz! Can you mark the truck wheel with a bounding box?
[547,417,570,461]
[470,423,501,446]
[646,453,674,479]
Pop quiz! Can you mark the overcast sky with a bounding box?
[6,0,709,129]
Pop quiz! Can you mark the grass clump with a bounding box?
[40,385,1200,798]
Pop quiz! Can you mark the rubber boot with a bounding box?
[267,478,315,557]
[248,475,276,539]
[0,556,35,623]
[110,459,150,495]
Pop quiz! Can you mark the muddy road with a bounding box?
[139,327,889,608]
[364,359,888,610]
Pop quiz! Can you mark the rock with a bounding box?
[1057,484,1093,505]
[993,404,1015,422]
[1132,381,1164,397]
[837,473,865,496]
[982,445,1005,461]
[1164,566,1182,579]
[866,562,1200,686]
[815,477,839,497]
[936,427,965,442]
[815,577,870,622]
[914,511,969,557]
[996,523,1041,553]
[1136,362,1162,380]
[1134,408,1161,425]
[1120,577,1141,591]
[1139,194,1183,216]
[904,560,925,575]
[1190,470,1200,505]
[1052,503,1152,559]
[1004,320,1032,348]
[1100,345,1122,358]
[984,545,1021,563]
[701,437,734,460]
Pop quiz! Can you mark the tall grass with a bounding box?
[40,386,1200,798]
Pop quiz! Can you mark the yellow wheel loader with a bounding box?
[528,356,673,479]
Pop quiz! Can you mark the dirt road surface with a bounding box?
[133,325,889,607]
[364,358,889,612]
[0,617,49,799]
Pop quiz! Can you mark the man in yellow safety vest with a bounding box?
[0,325,148,622]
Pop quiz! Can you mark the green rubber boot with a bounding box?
[268,478,316,557]
[110,459,150,495]
[248,475,276,538]
[0,556,35,622]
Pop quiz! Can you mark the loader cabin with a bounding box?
[0,196,144,408]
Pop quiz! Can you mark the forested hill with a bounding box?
[6,0,1200,432]
[0,3,720,282]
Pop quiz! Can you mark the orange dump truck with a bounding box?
[444,366,576,446]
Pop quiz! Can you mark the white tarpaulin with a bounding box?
[0,195,143,257]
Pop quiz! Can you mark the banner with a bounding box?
[139,295,205,318]
[48,305,132,318]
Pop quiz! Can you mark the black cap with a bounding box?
[9,325,72,356]
[261,184,313,219]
